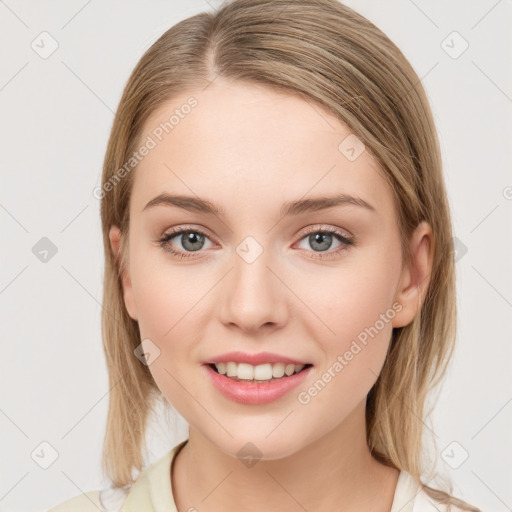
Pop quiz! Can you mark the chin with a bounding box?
[211,433,307,463]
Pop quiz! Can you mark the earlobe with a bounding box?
[108,225,138,321]
[391,221,434,328]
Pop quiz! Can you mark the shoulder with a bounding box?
[45,440,188,512]
[413,484,480,512]
[46,486,130,512]
[395,470,480,512]
[45,490,103,512]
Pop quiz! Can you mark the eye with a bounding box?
[157,227,214,260]
[295,226,355,260]
[157,225,355,261]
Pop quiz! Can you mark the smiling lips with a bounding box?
[204,363,313,404]
[204,350,311,366]
[202,350,314,404]
[202,353,313,405]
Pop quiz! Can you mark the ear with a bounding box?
[392,221,434,328]
[109,225,138,321]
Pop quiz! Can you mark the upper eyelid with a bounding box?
[165,225,213,240]
[300,224,353,239]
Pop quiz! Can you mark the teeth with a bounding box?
[213,362,307,381]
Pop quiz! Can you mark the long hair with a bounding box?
[98,1,477,509]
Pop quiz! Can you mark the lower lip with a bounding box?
[203,364,313,405]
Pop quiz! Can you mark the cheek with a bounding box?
[128,255,199,411]
[128,246,211,387]
[295,245,401,374]
[129,241,203,338]
[132,268,174,339]
[293,268,397,424]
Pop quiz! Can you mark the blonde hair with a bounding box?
[99,1,478,509]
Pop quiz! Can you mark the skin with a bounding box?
[109,78,433,512]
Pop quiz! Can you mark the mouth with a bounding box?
[204,361,314,405]
[206,362,313,382]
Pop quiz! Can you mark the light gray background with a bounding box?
[1,1,511,511]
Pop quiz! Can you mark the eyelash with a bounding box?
[157,225,355,261]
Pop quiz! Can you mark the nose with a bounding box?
[218,248,289,334]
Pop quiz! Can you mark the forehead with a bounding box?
[131,79,392,218]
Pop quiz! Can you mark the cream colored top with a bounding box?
[46,439,474,512]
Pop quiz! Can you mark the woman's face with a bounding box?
[110,79,429,459]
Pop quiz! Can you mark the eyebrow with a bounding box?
[142,192,376,217]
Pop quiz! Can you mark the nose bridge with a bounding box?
[219,234,288,331]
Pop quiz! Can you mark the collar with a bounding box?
[390,469,421,512]
[121,438,189,512]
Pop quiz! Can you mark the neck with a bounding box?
[171,400,399,512]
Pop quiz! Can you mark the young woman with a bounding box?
[48,0,481,510]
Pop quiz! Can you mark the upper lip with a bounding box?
[204,351,311,366]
